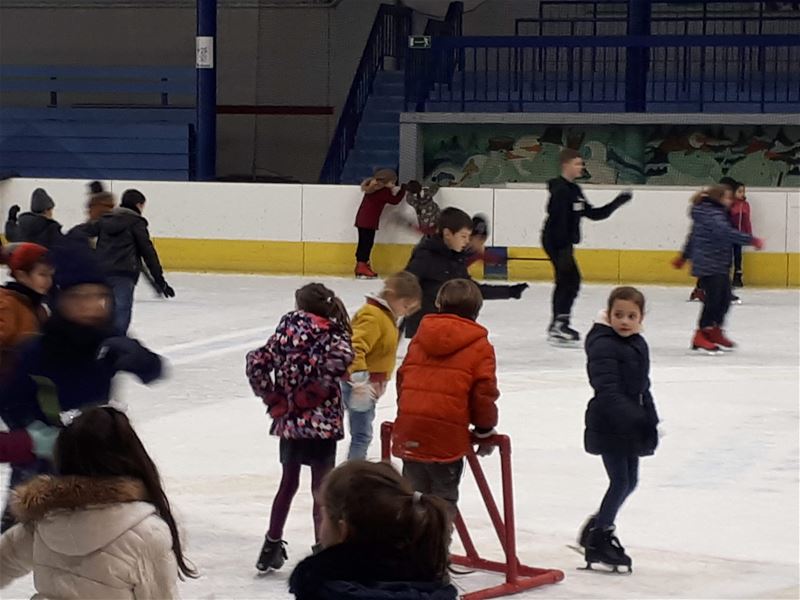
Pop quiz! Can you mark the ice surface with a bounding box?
[2,274,798,599]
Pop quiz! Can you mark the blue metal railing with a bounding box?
[318,4,411,184]
[408,34,800,112]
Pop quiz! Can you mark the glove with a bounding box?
[671,255,686,269]
[752,237,764,250]
[26,421,59,460]
[406,180,422,195]
[472,428,497,457]
[509,283,529,299]
[614,190,633,205]
[160,282,176,298]
[347,371,374,413]
[8,205,20,221]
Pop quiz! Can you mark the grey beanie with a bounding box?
[30,188,55,214]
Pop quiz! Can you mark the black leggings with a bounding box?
[356,228,376,263]
[544,243,581,323]
[596,454,639,528]
[698,273,731,328]
[732,244,743,274]
[267,461,332,542]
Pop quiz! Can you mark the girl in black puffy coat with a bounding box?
[578,286,659,573]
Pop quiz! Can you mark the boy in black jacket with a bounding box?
[403,207,528,338]
[541,149,632,344]
[90,189,174,335]
[4,189,63,248]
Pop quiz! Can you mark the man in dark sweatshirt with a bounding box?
[4,189,63,248]
[541,149,632,344]
[92,189,174,334]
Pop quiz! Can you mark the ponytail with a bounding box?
[295,283,351,333]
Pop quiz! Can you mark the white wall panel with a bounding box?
[110,181,302,241]
[746,191,791,253]
[784,191,800,253]
[492,189,548,247]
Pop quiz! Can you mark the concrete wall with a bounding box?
[1,178,797,286]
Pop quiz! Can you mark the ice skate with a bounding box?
[732,271,743,288]
[730,293,742,305]
[688,287,705,302]
[548,317,580,347]
[354,261,378,280]
[705,326,735,351]
[691,329,721,355]
[581,527,632,574]
[256,537,287,573]
[578,515,597,549]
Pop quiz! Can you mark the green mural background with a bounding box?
[422,124,800,187]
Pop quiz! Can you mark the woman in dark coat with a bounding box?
[579,286,659,572]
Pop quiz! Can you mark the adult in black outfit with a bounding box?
[541,149,632,343]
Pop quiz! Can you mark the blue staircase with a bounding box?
[340,71,404,184]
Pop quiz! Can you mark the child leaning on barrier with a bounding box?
[391,278,500,510]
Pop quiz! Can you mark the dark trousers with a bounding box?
[108,275,136,335]
[356,228,376,263]
[596,453,639,528]
[698,274,731,328]
[544,243,581,323]
[732,244,743,274]
[402,458,464,513]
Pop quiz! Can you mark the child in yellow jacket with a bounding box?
[344,272,421,460]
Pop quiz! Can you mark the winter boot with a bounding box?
[689,287,706,302]
[691,329,720,354]
[548,316,580,345]
[584,526,632,573]
[705,326,735,351]
[577,514,597,549]
[256,537,287,572]
[732,271,744,288]
[355,261,378,279]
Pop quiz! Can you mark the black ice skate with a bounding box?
[256,537,288,573]
[578,515,597,549]
[732,271,744,288]
[548,317,580,347]
[582,526,632,574]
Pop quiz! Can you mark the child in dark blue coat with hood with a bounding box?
[578,286,659,573]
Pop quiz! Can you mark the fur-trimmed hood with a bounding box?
[11,476,157,557]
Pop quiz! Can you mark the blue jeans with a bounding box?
[342,383,376,461]
[108,275,136,335]
[596,453,639,528]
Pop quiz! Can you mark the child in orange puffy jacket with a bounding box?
[392,278,499,509]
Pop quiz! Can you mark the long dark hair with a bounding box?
[322,460,452,582]
[295,283,351,334]
[55,406,198,579]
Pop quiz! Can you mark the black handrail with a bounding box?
[319,4,411,184]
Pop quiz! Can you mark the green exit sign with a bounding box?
[408,36,432,49]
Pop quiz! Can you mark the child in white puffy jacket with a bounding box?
[0,406,196,599]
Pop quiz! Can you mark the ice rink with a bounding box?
[2,273,798,600]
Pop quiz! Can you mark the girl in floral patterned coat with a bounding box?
[246,283,353,573]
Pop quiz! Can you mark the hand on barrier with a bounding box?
[671,255,686,269]
[752,237,765,251]
[472,427,497,457]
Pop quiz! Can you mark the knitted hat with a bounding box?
[373,168,398,184]
[50,240,107,291]
[30,188,55,214]
[120,189,146,211]
[0,242,49,273]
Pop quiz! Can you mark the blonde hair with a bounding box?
[382,271,422,302]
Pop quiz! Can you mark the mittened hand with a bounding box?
[752,237,765,250]
[671,255,686,269]
[8,205,20,221]
[509,283,529,299]
[26,421,59,460]
[348,371,374,412]
[475,442,495,457]
[614,191,633,204]
[160,283,176,298]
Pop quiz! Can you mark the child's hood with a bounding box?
[11,475,157,556]
[414,313,488,357]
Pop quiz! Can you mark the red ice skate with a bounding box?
[704,326,735,351]
[691,329,720,354]
[688,287,705,302]
[355,261,378,279]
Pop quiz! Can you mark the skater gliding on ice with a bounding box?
[541,148,632,345]
[580,286,659,574]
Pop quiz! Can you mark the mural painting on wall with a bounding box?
[422,124,800,187]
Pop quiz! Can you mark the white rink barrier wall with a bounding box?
[1,178,797,286]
